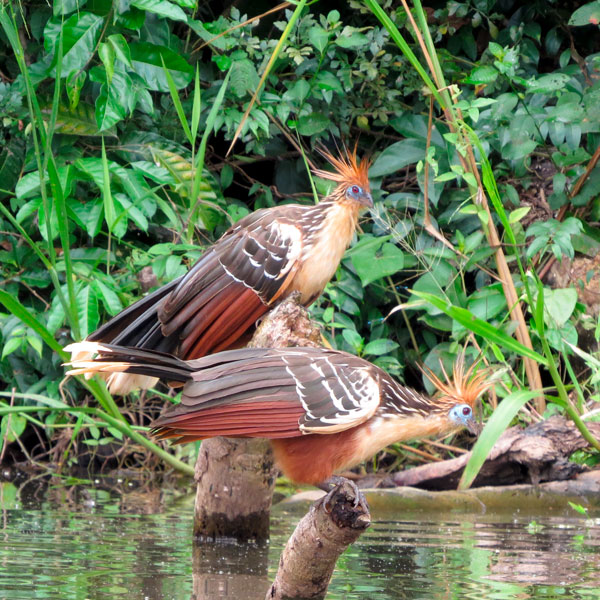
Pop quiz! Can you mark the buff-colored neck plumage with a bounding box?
[292,147,372,304]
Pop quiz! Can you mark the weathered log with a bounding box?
[266,479,371,600]
[193,295,323,542]
[392,416,600,490]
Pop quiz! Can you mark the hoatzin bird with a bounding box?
[71,147,372,395]
[66,343,487,485]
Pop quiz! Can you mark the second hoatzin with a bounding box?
[72,146,372,394]
[66,342,488,485]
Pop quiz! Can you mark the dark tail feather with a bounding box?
[87,277,182,348]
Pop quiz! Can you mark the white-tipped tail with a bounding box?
[64,341,159,394]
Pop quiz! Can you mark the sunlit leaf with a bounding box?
[130,42,193,91]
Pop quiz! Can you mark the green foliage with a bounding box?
[0,0,599,477]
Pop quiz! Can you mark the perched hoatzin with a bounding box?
[71,147,372,394]
[66,343,488,485]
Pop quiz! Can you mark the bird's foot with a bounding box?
[318,475,367,512]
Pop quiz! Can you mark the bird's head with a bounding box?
[421,353,492,436]
[313,145,373,208]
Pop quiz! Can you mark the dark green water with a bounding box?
[1,478,599,599]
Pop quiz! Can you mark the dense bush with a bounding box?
[1,0,599,477]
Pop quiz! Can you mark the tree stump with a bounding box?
[193,437,277,542]
[193,294,323,542]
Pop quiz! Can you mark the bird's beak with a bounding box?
[465,417,483,437]
[361,192,373,208]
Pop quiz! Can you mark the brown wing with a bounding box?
[152,347,382,441]
[156,207,306,358]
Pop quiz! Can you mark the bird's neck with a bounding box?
[348,413,453,466]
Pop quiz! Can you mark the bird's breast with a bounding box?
[291,203,360,303]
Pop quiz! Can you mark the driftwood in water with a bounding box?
[193,295,323,542]
[392,416,600,490]
[266,479,371,600]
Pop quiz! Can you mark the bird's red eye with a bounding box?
[462,406,471,416]
[351,185,360,194]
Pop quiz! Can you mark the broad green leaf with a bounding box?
[465,65,498,84]
[76,284,99,338]
[54,0,88,16]
[296,112,330,136]
[98,41,115,83]
[131,0,187,21]
[466,286,507,322]
[27,334,43,357]
[107,34,132,67]
[114,193,148,231]
[284,79,311,105]
[38,198,59,242]
[2,414,27,443]
[1,336,21,359]
[508,206,531,224]
[502,139,538,160]
[70,198,104,238]
[95,70,134,131]
[363,339,399,356]
[342,329,363,352]
[309,25,330,53]
[388,114,445,147]
[351,240,404,287]
[51,103,113,137]
[45,13,103,78]
[569,1,600,26]
[16,166,74,199]
[459,390,541,489]
[230,58,259,98]
[335,27,368,48]
[46,295,67,334]
[314,71,344,95]
[369,139,427,177]
[66,70,86,110]
[130,42,193,91]
[130,161,175,184]
[544,287,577,327]
[526,73,571,93]
[93,279,123,315]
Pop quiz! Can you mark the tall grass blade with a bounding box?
[162,58,193,145]
[0,393,195,477]
[227,0,308,153]
[458,390,540,489]
[0,291,66,357]
[411,289,547,364]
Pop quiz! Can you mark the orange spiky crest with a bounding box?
[312,144,371,193]
[420,352,492,410]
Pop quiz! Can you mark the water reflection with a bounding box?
[192,542,270,599]
[0,478,598,600]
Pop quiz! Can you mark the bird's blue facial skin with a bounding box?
[346,185,373,207]
[448,404,481,435]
